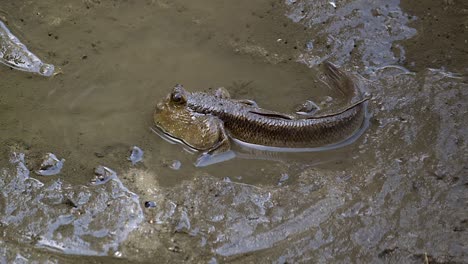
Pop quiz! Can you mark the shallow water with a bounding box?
[0,0,467,263]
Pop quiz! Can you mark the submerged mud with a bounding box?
[1,152,143,257]
[0,0,467,263]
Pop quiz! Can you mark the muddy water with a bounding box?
[0,0,467,263]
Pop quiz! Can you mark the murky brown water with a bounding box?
[1,0,467,263]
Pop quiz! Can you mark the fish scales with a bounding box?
[186,91,366,148]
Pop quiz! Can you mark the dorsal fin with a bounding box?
[248,110,294,120]
[306,97,370,119]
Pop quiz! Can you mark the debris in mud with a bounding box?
[169,160,182,170]
[223,177,231,182]
[35,153,65,176]
[144,201,157,208]
[287,0,417,67]
[1,152,144,256]
[208,257,218,264]
[175,210,191,233]
[278,173,289,185]
[94,151,105,158]
[295,99,320,116]
[128,146,144,165]
[168,245,182,253]
[92,165,117,184]
[161,159,182,170]
[0,20,55,76]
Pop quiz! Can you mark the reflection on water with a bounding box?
[0,0,466,263]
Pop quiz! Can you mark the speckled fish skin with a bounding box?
[186,62,368,148]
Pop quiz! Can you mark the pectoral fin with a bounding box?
[208,122,231,155]
[195,119,233,167]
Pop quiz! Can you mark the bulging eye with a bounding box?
[172,93,181,102]
[171,92,186,104]
[170,84,187,104]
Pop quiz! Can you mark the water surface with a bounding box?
[0,0,466,263]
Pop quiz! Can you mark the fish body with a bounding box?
[154,62,369,154]
[186,90,367,148]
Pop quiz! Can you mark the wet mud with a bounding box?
[0,0,467,263]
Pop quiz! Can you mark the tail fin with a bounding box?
[322,61,360,100]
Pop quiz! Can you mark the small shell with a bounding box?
[169,160,182,170]
[128,146,144,165]
[35,153,65,176]
[92,165,117,185]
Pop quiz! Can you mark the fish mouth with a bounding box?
[150,125,199,153]
[154,102,166,113]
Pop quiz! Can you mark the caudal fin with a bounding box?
[322,61,361,100]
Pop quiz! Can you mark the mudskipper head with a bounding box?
[153,84,221,151]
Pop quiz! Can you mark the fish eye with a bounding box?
[171,92,186,104]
